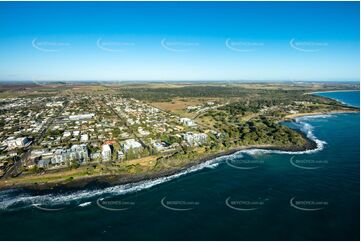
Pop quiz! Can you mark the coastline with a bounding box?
[283,109,359,120]
[0,139,317,192]
[0,109,357,192]
[307,89,360,94]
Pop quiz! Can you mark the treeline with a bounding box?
[212,117,307,148]
[238,119,306,146]
[116,86,254,102]
[115,86,345,106]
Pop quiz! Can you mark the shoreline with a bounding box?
[283,109,359,120]
[0,108,356,193]
[0,139,317,192]
[307,89,359,94]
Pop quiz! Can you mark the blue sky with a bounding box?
[0,1,359,82]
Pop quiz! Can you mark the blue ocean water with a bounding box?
[315,90,360,108]
[0,91,359,240]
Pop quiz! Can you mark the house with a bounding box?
[37,159,50,168]
[90,152,100,160]
[152,141,165,152]
[4,137,30,150]
[182,132,208,146]
[50,144,89,166]
[180,118,196,127]
[101,144,112,161]
[63,131,71,139]
[138,127,150,136]
[68,113,95,121]
[289,110,299,114]
[46,101,63,107]
[80,134,89,142]
[187,106,199,112]
[122,139,142,152]
[30,149,47,160]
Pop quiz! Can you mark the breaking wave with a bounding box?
[295,114,333,121]
[78,202,92,207]
[0,157,222,211]
[220,114,329,158]
[0,115,328,210]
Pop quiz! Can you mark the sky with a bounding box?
[0,1,359,82]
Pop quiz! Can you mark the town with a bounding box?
[0,92,213,178]
[0,82,358,186]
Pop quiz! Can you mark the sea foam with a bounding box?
[0,115,328,210]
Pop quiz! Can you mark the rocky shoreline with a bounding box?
[0,135,317,192]
[0,92,357,193]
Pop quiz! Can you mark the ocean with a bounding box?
[0,91,359,240]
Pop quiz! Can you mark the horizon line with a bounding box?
[0,80,359,83]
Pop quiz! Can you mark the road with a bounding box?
[1,100,69,179]
[101,98,149,149]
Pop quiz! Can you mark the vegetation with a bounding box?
[0,82,358,189]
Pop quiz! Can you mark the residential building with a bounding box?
[101,144,112,161]
[180,118,196,127]
[122,139,142,152]
[183,132,208,146]
[4,137,30,150]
